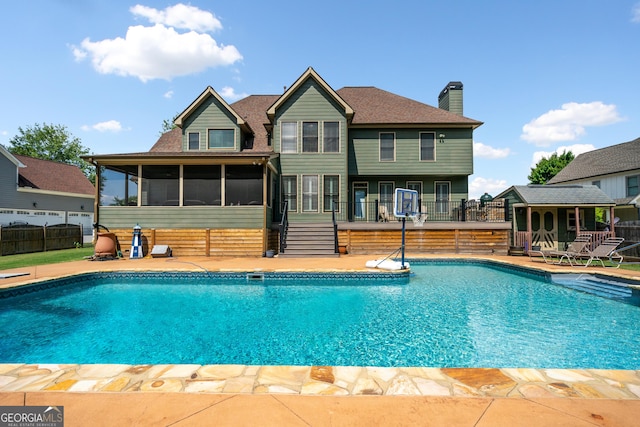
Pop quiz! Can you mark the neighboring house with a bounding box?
[547,137,640,222]
[495,184,616,252]
[0,144,95,239]
[86,67,505,257]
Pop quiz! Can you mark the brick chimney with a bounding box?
[438,81,463,116]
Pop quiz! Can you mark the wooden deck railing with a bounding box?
[514,230,615,253]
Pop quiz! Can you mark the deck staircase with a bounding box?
[279,222,338,258]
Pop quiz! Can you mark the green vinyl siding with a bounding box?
[348,128,473,176]
[182,96,241,151]
[99,206,264,229]
[273,78,349,222]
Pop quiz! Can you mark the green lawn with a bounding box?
[0,246,95,270]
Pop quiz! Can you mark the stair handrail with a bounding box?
[332,201,338,254]
[279,201,288,253]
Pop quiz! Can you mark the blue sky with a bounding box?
[1,1,639,199]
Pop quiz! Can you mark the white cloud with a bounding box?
[632,3,640,23]
[521,102,623,146]
[469,177,508,200]
[530,143,595,168]
[81,120,126,133]
[473,142,511,159]
[130,3,223,32]
[72,5,242,82]
[164,90,174,99]
[219,86,248,101]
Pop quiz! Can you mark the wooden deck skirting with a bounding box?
[107,228,266,257]
[338,228,510,255]
[105,224,511,257]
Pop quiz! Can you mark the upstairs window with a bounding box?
[188,132,200,150]
[380,132,395,161]
[302,122,319,152]
[420,132,435,161]
[323,122,339,152]
[627,175,639,197]
[281,122,298,153]
[208,129,235,149]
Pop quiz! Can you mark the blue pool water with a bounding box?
[1,262,640,369]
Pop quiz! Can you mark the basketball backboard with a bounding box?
[394,188,418,217]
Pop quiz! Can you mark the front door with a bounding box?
[531,209,558,249]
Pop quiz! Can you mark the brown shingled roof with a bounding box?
[548,137,640,184]
[145,83,480,155]
[336,87,482,126]
[149,128,182,152]
[231,95,279,151]
[15,155,95,195]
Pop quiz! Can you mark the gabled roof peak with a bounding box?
[174,86,247,130]
[267,67,354,120]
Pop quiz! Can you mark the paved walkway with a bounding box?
[1,253,640,426]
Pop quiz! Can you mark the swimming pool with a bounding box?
[1,261,639,369]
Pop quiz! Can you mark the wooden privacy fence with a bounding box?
[615,221,640,258]
[0,223,83,256]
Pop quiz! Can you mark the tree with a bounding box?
[528,150,574,184]
[159,113,179,135]
[8,123,95,184]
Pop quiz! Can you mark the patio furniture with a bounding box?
[528,233,593,265]
[571,237,625,268]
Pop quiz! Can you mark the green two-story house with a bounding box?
[86,67,494,257]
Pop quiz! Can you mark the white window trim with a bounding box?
[379,132,396,162]
[207,128,236,150]
[281,175,298,212]
[280,121,298,153]
[322,174,341,212]
[302,175,319,213]
[419,132,436,162]
[187,132,200,150]
[302,121,319,153]
[435,181,451,214]
[322,121,341,153]
[378,181,395,204]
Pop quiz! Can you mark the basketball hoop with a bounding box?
[411,213,427,227]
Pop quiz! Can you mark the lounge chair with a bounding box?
[528,234,592,265]
[378,205,391,222]
[571,237,625,268]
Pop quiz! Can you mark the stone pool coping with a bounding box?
[1,364,640,400]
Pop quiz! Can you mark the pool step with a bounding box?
[551,274,633,300]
